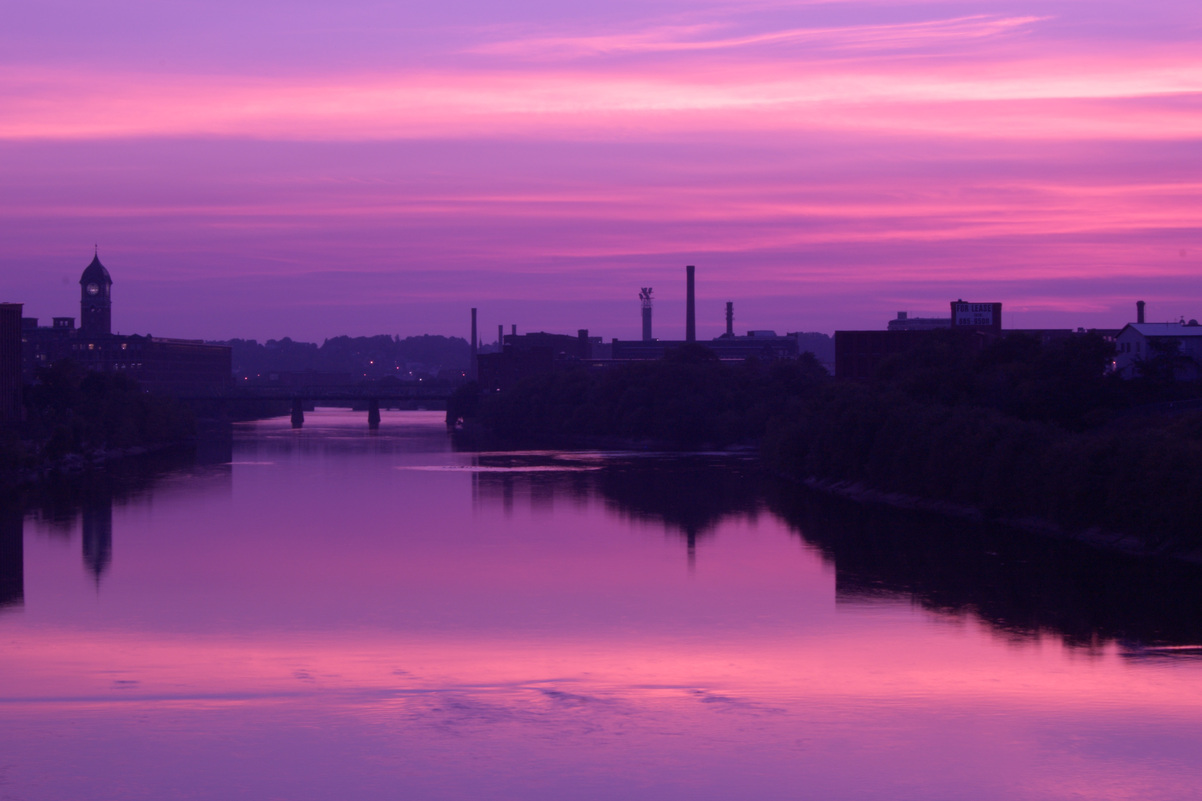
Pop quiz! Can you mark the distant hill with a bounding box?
[212,335,470,380]
[792,332,834,367]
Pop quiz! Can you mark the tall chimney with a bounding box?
[470,308,478,381]
[686,265,696,342]
[640,287,653,341]
[511,324,517,336]
[725,301,734,337]
[1137,300,1146,324]
[497,324,503,347]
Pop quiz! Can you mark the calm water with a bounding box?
[3,409,1202,800]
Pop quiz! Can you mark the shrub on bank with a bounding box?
[20,360,197,462]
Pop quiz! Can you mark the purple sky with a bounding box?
[2,0,1200,342]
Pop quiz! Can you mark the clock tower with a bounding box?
[80,251,113,336]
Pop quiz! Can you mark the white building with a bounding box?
[1113,321,1202,379]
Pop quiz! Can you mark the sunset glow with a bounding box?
[2,0,1200,340]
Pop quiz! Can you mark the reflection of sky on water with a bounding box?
[2,410,1202,800]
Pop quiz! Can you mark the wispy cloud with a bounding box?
[3,55,1201,142]
[469,14,1047,59]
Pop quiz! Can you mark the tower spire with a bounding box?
[80,250,113,337]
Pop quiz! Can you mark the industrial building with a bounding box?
[611,332,800,362]
[21,253,231,396]
[835,301,1003,380]
[611,266,801,361]
[477,330,603,392]
[475,266,806,391]
[887,311,952,331]
[614,286,802,361]
[0,303,22,425]
[837,300,1128,380]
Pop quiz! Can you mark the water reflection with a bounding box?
[770,484,1202,652]
[468,448,1202,651]
[469,451,763,566]
[597,457,762,567]
[9,438,233,593]
[80,484,112,582]
[0,504,21,609]
[6,411,1202,801]
[233,410,451,461]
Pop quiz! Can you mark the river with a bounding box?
[2,409,1201,800]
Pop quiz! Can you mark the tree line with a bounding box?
[768,330,1202,552]
[1,360,196,485]
[471,345,828,448]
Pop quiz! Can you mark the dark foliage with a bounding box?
[479,354,829,448]
[835,330,1202,548]
[14,360,196,470]
[873,330,1127,429]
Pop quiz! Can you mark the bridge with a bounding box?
[181,382,461,428]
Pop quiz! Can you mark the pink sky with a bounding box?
[1,0,1200,342]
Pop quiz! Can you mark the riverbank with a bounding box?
[0,440,198,490]
[761,381,1202,561]
[786,474,1202,565]
[3,361,202,490]
[456,414,1202,565]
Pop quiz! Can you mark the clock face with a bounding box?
[86,283,100,296]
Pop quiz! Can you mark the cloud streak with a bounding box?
[4,56,1201,143]
[470,14,1048,59]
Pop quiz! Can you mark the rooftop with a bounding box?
[1122,322,1202,337]
[80,253,112,286]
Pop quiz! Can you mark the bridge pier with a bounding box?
[291,398,304,428]
[367,398,381,429]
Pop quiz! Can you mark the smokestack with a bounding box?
[511,324,517,336]
[470,308,478,381]
[498,324,503,347]
[686,265,696,342]
[1137,300,1146,324]
[640,287,653,341]
[725,301,733,337]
